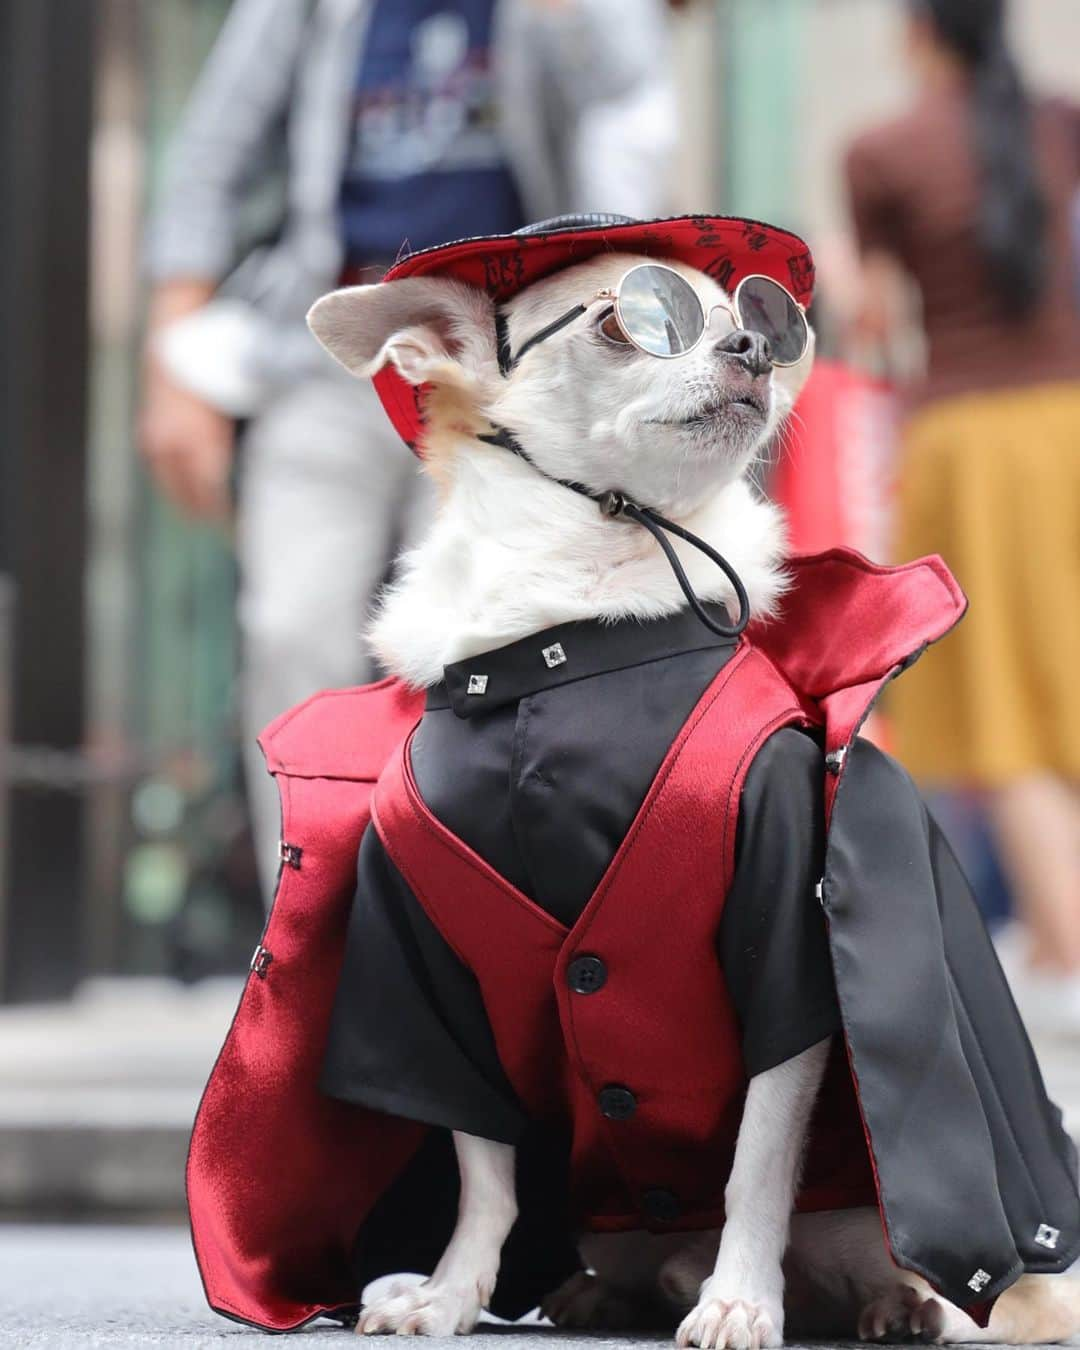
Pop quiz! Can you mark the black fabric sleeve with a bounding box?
[320,824,528,1145]
[720,726,841,1077]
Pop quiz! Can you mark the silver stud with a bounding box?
[250,945,273,979]
[815,879,824,905]
[467,674,489,695]
[542,643,567,669]
[825,746,847,775]
[1035,1223,1060,1250]
[967,1269,991,1293]
[278,840,302,869]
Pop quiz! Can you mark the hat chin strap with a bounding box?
[475,424,750,640]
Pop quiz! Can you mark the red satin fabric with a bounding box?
[188,679,425,1331]
[374,644,876,1232]
[187,548,965,1330]
[750,549,967,817]
[772,360,898,558]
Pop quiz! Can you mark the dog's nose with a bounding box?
[715,328,773,376]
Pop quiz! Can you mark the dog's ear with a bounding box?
[307,277,496,386]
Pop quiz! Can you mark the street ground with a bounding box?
[0,1224,725,1348]
[0,1224,1074,1350]
[1,980,1078,1348]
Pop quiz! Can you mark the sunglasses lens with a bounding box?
[736,276,807,365]
[617,265,705,357]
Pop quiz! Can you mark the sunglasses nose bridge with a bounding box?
[704,299,738,333]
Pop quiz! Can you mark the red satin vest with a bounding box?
[370,641,871,1234]
[187,548,966,1331]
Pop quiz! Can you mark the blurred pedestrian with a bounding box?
[141,0,677,902]
[844,0,1080,1030]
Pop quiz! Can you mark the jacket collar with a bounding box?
[428,606,737,719]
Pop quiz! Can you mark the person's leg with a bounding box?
[237,373,414,901]
[988,775,1080,973]
[896,390,1080,1024]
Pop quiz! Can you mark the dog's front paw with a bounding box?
[857,1284,946,1343]
[357,1274,493,1336]
[676,1285,783,1350]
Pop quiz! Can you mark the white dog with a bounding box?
[307,250,1080,1348]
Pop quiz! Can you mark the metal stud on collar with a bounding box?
[1035,1223,1060,1250]
[967,1269,991,1294]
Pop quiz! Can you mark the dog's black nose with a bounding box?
[715,328,773,376]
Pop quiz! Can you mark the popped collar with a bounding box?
[429,602,738,718]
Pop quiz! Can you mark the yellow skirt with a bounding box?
[891,381,1080,788]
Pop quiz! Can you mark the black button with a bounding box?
[598,1085,637,1120]
[567,955,607,994]
[641,1187,681,1222]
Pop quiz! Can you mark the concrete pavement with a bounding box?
[0,1224,703,1347]
[0,1224,1058,1350]
[0,977,1078,1348]
[0,977,238,1214]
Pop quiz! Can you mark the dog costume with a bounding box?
[187,217,1080,1333]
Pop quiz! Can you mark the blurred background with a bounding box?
[0,0,1077,1334]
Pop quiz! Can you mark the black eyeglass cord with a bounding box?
[476,426,750,639]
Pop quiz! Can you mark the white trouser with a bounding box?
[237,371,432,902]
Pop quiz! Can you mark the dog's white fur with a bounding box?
[355,1133,517,1336]
[308,253,1080,1345]
[310,254,800,687]
[673,1037,832,1349]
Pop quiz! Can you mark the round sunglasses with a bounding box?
[503,262,809,372]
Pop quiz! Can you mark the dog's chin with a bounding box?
[647,393,770,462]
[678,391,768,429]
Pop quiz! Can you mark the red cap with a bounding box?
[368,213,815,451]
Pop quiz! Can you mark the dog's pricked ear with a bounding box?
[307,277,495,386]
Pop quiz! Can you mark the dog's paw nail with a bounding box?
[677,1294,781,1349]
[914,1296,946,1343]
[858,1286,942,1343]
[358,1289,423,1336]
[359,1287,482,1337]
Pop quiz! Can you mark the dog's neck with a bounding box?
[370,439,788,689]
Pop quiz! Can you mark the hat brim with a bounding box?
[371,214,815,452]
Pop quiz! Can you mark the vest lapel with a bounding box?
[372,731,567,1111]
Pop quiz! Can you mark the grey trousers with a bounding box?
[237,371,432,902]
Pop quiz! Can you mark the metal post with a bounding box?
[0,0,93,1001]
[0,578,13,978]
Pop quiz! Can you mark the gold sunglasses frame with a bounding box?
[593,262,809,368]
